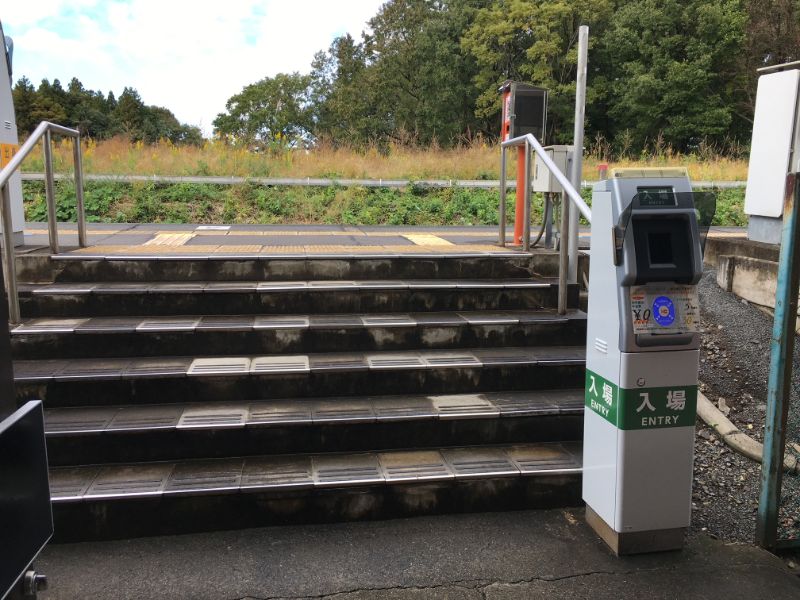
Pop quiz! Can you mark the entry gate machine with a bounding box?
[582,168,714,555]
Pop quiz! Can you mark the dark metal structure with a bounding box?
[0,20,52,599]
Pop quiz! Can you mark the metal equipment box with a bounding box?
[533,145,572,193]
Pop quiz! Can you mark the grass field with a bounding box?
[23,136,749,182]
[20,137,748,226]
[22,180,747,227]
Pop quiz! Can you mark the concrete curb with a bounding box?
[697,390,799,474]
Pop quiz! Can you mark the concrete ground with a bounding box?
[34,508,800,600]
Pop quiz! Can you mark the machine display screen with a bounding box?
[637,186,675,207]
[647,232,674,266]
[632,216,693,283]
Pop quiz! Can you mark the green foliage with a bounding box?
[602,0,745,151]
[21,181,747,227]
[215,0,800,155]
[212,73,313,148]
[12,77,202,145]
[16,0,800,156]
[711,187,747,227]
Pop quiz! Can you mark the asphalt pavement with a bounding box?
[34,508,800,600]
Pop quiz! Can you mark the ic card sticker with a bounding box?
[630,285,699,335]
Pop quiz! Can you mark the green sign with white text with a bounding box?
[584,369,697,430]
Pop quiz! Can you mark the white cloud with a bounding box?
[3,0,384,134]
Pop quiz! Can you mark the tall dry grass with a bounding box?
[22,135,749,181]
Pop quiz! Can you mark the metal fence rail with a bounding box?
[19,172,747,190]
[0,121,87,323]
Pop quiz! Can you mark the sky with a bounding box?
[2,0,385,134]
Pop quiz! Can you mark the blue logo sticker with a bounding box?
[652,296,675,326]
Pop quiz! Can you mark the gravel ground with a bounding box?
[693,268,800,552]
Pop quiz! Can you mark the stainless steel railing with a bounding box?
[499,133,592,315]
[0,121,87,323]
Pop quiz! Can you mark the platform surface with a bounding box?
[35,508,799,600]
[16,222,745,258]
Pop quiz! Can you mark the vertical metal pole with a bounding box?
[1,185,20,324]
[522,141,532,252]
[73,136,87,248]
[756,173,800,550]
[514,146,526,245]
[544,193,553,249]
[568,25,589,283]
[558,190,569,315]
[499,147,507,246]
[42,130,59,254]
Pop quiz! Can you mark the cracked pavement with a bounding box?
[35,508,800,599]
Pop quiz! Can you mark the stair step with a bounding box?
[16,347,585,407]
[16,347,584,384]
[48,442,582,540]
[13,310,580,335]
[10,310,586,360]
[19,253,561,284]
[23,279,553,295]
[19,279,579,318]
[51,442,581,502]
[43,390,584,465]
[45,390,583,434]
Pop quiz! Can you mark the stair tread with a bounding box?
[21,278,557,296]
[49,441,583,501]
[44,390,585,435]
[15,346,585,382]
[12,310,585,335]
[49,251,536,261]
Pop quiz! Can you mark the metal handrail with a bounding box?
[498,133,592,315]
[500,133,592,223]
[0,121,87,323]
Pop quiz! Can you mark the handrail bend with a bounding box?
[501,133,592,223]
[0,121,87,323]
[498,133,592,316]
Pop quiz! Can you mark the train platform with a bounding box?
[15,222,746,258]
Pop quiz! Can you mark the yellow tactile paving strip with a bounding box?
[67,243,513,256]
[707,231,747,238]
[143,233,196,246]
[403,234,454,246]
[26,228,501,238]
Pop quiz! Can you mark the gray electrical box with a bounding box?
[533,145,573,193]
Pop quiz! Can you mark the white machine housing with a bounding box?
[0,24,24,246]
[583,168,704,551]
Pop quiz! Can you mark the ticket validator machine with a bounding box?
[582,168,715,555]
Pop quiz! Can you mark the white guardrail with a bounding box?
[19,173,747,189]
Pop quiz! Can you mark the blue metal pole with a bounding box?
[756,173,800,550]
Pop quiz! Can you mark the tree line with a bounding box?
[12,77,203,145]
[213,0,800,155]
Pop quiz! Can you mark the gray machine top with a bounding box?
[592,171,716,352]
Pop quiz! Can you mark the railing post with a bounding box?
[73,135,87,248]
[558,190,569,315]
[42,129,59,254]
[499,147,507,246]
[522,141,532,252]
[1,185,20,324]
[756,173,800,550]
[513,146,526,245]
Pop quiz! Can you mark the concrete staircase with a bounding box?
[12,251,586,540]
